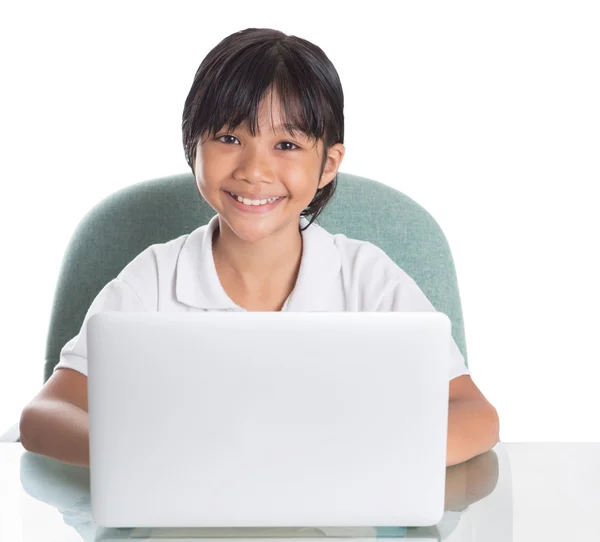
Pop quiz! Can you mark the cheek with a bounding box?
[197,149,226,188]
[284,160,321,195]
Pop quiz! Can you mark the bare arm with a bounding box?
[446,374,500,467]
[446,398,500,467]
[19,368,90,468]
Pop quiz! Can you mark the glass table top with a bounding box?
[2,442,600,541]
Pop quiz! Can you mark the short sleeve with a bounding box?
[377,275,471,381]
[53,278,147,377]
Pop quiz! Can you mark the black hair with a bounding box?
[182,28,344,230]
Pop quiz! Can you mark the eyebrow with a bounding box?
[269,124,309,137]
[228,121,310,138]
[270,123,298,130]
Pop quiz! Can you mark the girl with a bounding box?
[19,28,499,468]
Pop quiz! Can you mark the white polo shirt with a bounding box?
[55,214,470,380]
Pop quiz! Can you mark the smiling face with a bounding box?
[194,91,344,244]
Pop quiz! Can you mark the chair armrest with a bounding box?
[0,422,20,442]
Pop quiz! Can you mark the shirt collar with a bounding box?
[176,214,341,311]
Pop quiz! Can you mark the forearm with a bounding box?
[446,398,500,467]
[19,399,90,468]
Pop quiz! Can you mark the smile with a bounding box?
[225,191,285,213]
[227,192,282,206]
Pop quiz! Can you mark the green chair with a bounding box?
[1,171,468,442]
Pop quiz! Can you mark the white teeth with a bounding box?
[230,192,281,206]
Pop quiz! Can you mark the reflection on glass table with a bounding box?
[18,442,506,541]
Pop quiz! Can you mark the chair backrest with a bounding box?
[43,171,468,382]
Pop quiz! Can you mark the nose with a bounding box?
[233,143,275,185]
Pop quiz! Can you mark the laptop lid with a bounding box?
[87,311,452,528]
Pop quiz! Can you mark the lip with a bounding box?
[225,190,285,214]
[226,191,283,200]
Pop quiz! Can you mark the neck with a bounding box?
[212,218,303,296]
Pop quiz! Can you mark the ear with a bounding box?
[318,143,345,189]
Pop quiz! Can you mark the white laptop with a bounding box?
[87,311,454,529]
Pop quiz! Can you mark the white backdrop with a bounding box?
[1,1,599,441]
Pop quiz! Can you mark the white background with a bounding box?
[1,1,599,441]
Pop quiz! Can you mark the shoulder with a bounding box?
[330,231,410,285]
[114,227,206,306]
[331,231,437,311]
[117,232,190,281]
[315,227,419,310]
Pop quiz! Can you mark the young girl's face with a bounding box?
[194,92,343,244]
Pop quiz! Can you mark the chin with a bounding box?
[222,210,305,244]
[219,214,279,242]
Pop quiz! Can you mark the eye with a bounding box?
[215,135,299,150]
[216,134,240,145]
[277,141,299,151]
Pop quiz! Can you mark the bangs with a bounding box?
[207,79,322,143]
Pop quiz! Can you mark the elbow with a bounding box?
[19,404,40,452]
[478,402,501,454]
[490,405,501,445]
